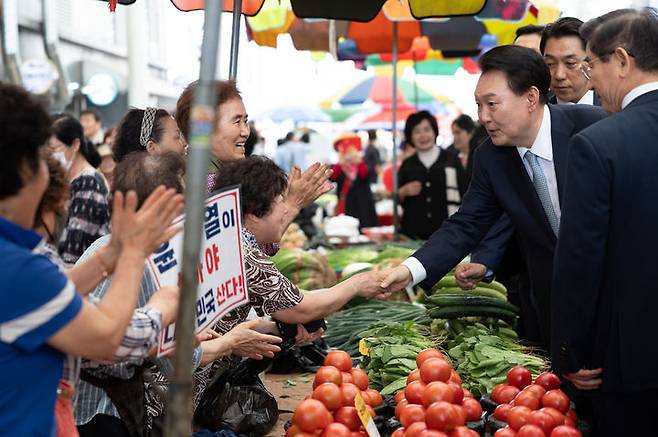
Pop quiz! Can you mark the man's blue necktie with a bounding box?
[524,151,559,235]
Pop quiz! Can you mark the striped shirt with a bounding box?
[73,235,202,427]
[0,216,83,436]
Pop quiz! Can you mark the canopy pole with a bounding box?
[392,21,399,236]
[229,0,243,79]
[163,0,223,434]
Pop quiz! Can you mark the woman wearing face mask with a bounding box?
[50,115,111,265]
[112,108,188,162]
[398,111,467,240]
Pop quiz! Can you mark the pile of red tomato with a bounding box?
[286,350,384,436]
[392,348,483,437]
[491,366,582,437]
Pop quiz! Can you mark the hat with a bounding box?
[333,133,362,153]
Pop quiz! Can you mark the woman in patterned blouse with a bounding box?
[50,115,111,265]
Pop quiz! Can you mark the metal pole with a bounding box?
[229,0,243,79]
[0,0,22,85]
[127,0,149,107]
[392,21,399,235]
[42,0,70,111]
[163,0,223,434]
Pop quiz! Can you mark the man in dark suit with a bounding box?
[551,8,658,435]
[540,17,602,106]
[380,45,606,347]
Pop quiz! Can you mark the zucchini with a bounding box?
[427,305,518,321]
[432,286,507,301]
[425,295,519,314]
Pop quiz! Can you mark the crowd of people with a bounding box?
[1,6,657,437]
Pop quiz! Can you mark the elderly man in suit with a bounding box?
[551,8,658,435]
[541,17,601,106]
[380,45,606,347]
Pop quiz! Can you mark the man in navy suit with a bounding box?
[551,8,658,434]
[540,17,601,106]
[380,45,606,346]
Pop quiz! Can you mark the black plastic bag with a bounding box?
[194,360,278,437]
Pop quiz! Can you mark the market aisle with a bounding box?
[263,372,314,436]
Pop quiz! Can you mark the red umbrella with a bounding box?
[358,103,418,130]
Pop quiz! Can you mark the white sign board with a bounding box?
[147,187,249,356]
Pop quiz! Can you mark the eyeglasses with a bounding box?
[580,48,635,80]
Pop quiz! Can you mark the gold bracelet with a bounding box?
[96,250,112,278]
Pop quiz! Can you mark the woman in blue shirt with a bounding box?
[0,83,183,436]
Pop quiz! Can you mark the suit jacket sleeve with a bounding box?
[470,213,515,272]
[551,133,611,374]
[412,146,505,290]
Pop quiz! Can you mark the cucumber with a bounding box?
[432,286,507,301]
[480,280,507,295]
[427,305,518,321]
[425,295,519,314]
[432,275,457,290]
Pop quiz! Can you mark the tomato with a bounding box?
[334,406,361,431]
[365,389,383,407]
[395,398,409,419]
[341,372,354,384]
[422,381,453,407]
[292,399,331,432]
[541,390,569,414]
[340,383,360,407]
[462,388,474,398]
[321,423,351,437]
[449,383,465,404]
[521,384,546,399]
[539,408,565,428]
[452,404,467,426]
[286,424,302,436]
[425,401,461,432]
[391,429,405,437]
[350,368,369,391]
[366,405,376,418]
[399,403,426,428]
[420,358,452,384]
[450,426,479,437]
[420,431,450,437]
[405,421,428,437]
[405,380,428,405]
[491,384,507,401]
[494,403,513,421]
[324,351,353,372]
[449,370,462,385]
[514,391,541,410]
[494,427,517,437]
[516,424,547,437]
[312,383,342,411]
[550,425,582,437]
[494,385,521,404]
[507,366,533,390]
[408,369,422,384]
[350,431,368,437]
[394,390,406,404]
[417,348,445,367]
[507,406,532,431]
[313,366,342,388]
[527,410,556,434]
[535,373,561,392]
[563,417,576,428]
[565,409,577,422]
[461,397,483,422]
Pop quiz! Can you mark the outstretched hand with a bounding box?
[287,163,333,210]
[454,263,488,290]
[379,265,413,293]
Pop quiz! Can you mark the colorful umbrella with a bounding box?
[329,75,438,111]
[256,104,331,123]
[357,103,418,130]
[102,0,266,15]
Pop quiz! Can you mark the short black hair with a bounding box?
[112,151,185,209]
[582,8,658,72]
[367,129,377,141]
[515,24,545,40]
[540,17,585,54]
[210,156,287,218]
[52,114,98,166]
[452,114,476,133]
[113,108,172,162]
[300,133,310,143]
[0,84,52,199]
[404,111,438,148]
[479,45,551,105]
[80,109,101,122]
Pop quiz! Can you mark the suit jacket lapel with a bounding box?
[548,104,574,203]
